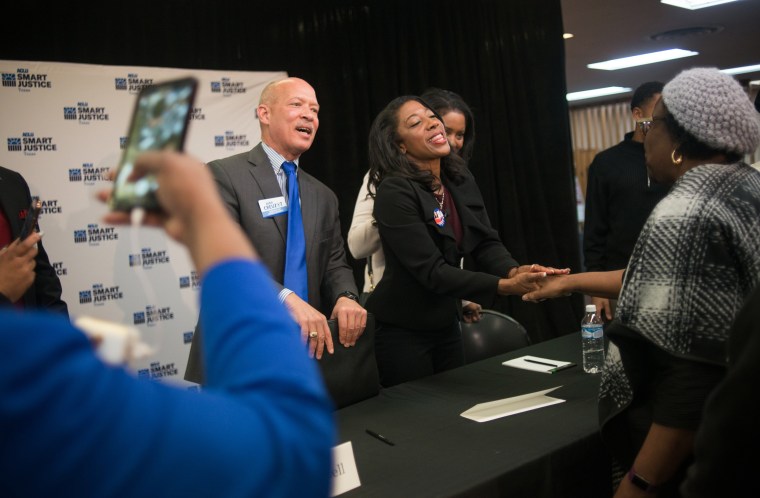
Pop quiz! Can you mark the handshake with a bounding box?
[495,263,571,301]
[516,269,624,306]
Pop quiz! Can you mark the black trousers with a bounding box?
[374,318,464,388]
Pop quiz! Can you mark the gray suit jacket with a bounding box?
[185,143,358,382]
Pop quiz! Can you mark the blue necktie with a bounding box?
[282,161,308,301]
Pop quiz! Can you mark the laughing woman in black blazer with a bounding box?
[365,96,567,387]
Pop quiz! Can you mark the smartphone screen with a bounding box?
[109,77,198,211]
[19,199,42,240]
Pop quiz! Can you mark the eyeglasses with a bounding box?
[636,116,664,136]
[636,117,653,136]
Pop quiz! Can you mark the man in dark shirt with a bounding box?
[582,81,669,321]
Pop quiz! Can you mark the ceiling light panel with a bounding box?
[567,87,632,102]
[661,0,739,10]
[588,49,698,70]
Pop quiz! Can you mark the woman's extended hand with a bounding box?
[508,264,571,278]
[522,274,572,302]
[497,271,547,296]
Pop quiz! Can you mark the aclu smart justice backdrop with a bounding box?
[1,60,287,383]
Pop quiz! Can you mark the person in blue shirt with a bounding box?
[0,150,335,498]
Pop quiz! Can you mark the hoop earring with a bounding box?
[671,149,683,166]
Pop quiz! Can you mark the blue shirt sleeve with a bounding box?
[0,259,335,498]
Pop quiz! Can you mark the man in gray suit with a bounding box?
[186,77,366,382]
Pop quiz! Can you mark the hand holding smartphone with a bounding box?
[19,199,42,240]
[109,77,198,212]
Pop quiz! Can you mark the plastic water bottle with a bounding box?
[581,304,605,373]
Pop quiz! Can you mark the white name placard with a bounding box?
[330,441,361,496]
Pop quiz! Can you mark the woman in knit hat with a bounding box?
[523,67,760,496]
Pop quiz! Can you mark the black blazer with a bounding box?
[366,170,518,330]
[0,166,68,315]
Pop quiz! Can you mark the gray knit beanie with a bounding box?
[662,67,760,155]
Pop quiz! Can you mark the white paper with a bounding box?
[502,355,575,373]
[74,315,153,366]
[460,386,565,422]
[330,441,361,496]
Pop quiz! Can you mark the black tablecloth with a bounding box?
[335,332,613,497]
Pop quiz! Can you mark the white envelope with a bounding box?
[460,386,565,422]
[502,355,576,373]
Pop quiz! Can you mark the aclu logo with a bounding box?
[79,283,123,306]
[138,361,178,380]
[133,311,146,325]
[2,73,16,87]
[129,247,170,269]
[79,290,92,304]
[209,77,246,97]
[183,331,194,344]
[128,253,141,267]
[179,271,200,290]
[214,130,249,149]
[52,261,67,276]
[73,223,118,245]
[7,137,21,151]
[63,102,110,124]
[115,73,154,94]
[7,132,58,155]
[120,136,127,150]
[2,68,52,91]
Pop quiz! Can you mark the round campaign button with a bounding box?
[433,208,445,227]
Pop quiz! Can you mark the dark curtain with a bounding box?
[2,0,584,341]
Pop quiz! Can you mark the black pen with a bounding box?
[524,358,559,368]
[366,429,395,446]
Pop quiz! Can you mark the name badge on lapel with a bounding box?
[433,208,446,227]
[258,196,287,218]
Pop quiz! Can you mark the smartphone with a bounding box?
[109,76,198,211]
[19,199,42,240]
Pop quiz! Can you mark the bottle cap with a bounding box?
[585,304,596,313]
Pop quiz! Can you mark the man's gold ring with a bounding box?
[309,331,318,338]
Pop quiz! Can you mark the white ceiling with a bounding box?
[561,0,760,106]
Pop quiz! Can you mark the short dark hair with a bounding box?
[367,95,466,197]
[631,81,664,111]
[420,88,476,164]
